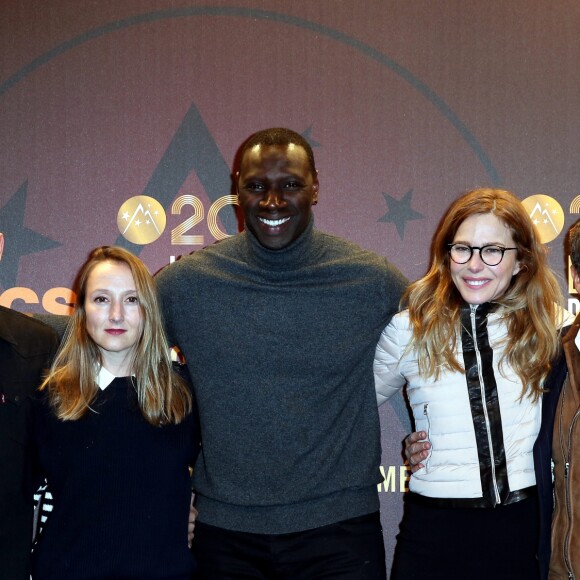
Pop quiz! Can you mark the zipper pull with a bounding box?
[565,462,570,478]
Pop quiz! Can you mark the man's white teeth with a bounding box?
[259,217,291,226]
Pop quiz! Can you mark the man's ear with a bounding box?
[234,171,241,197]
[0,233,4,261]
[312,173,320,205]
[572,265,580,290]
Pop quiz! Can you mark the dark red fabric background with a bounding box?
[2,0,579,567]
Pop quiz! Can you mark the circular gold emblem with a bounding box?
[117,196,166,244]
[521,194,565,244]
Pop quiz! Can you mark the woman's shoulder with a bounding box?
[379,309,413,350]
[388,309,412,330]
[556,304,576,328]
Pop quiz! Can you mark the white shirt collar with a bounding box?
[575,331,580,353]
[96,366,117,390]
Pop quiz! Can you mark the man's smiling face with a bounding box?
[236,143,319,250]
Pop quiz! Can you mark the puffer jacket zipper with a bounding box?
[470,304,501,504]
[423,403,432,471]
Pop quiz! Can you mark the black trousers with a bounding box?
[391,493,540,580]
[193,511,387,580]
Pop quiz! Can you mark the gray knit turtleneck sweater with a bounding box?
[156,217,408,534]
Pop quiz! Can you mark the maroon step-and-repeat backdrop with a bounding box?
[2,0,580,568]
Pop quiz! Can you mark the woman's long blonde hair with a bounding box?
[404,188,563,400]
[41,246,192,425]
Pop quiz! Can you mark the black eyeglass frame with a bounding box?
[447,243,518,266]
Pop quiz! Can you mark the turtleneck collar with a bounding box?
[242,213,316,271]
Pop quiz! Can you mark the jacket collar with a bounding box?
[0,305,21,346]
[562,313,580,407]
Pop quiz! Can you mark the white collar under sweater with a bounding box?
[97,366,121,390]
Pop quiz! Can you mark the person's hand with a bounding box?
[187,493,198,548]
[404,431,431,473]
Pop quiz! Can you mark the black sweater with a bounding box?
[31,377,197,580]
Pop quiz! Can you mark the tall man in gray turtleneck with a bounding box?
[156,127,408,579]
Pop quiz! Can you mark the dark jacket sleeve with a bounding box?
[33,313,71,343]
[534,332,569,580]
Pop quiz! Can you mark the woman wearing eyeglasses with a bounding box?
[374,189,571,579]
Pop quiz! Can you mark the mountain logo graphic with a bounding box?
[117,195,167,245]
[521,194,564,244]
